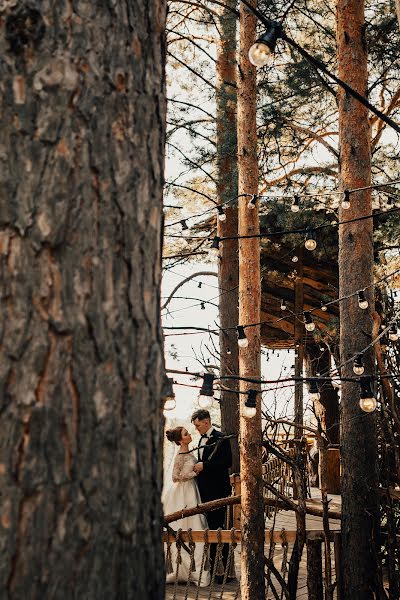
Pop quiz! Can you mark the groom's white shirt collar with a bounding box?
[205,426,214,438]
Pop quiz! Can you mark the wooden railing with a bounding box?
[163,529,343,599]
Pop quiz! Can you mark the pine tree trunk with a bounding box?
[0,2,166,598]
[237,2,265,598]
[336,1,379,597]
[216,0,240,473]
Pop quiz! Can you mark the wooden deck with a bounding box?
[165,490,341,599]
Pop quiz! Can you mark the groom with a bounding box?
[191,409,232,578]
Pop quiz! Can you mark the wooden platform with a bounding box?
[165,490,341,599]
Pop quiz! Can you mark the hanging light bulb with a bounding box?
[321,302,327,312]
[247,194,258,209]
[280,299,287,311]
[388,323,399,342]
[304,228,317,251]
[353,354,365,376]
[342,190,351,210]
[237,325,249,348]
[359,377,377,413]
[164,397,176,410]
[180,219,188,231]
[198,282,202,288]
[357,290,368,310]
[291,195,300,213]
[292,255,299,263]
[198,373,215,409]
[217,205,226,222]
[241,389,257,419]
[248,22,282,67]
[209,236,220,255]
[162,377,176,411]
[309,380,320,402]
[200,302,205,310]
[304,311,316,332]
[226,348,232,355]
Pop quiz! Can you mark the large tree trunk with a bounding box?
[336,1,379,597]
[216,0,240,473]
[237,2,265,598]
[0,2,166,598]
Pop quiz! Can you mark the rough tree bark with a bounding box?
[216,0,240,473]
[336,1,379,597]
[237,1,265,598]
[0,2,166,598]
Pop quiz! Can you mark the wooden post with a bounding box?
[293,249,304,501]
[216,0,240,472]
[333,532,343,600]
[237,0,264,598]
[336,1,379,596]
[307,539,323,600]
[294,247,304,441]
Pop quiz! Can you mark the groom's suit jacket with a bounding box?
[196,429,232,503]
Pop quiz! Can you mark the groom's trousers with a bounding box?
[205,507,230,577]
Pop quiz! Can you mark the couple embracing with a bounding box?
[163,409,232,586]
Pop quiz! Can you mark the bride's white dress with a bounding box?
[163,452,210,587]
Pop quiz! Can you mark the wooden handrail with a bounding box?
[162,529,330,544]
[164,494,342,524]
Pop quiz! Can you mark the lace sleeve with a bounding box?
[172,454,196,482]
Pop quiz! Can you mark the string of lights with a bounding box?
[164,206,400,244]
[163,178,400,230]
[162,267,400,337]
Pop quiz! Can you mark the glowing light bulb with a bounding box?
[342,190,351,210]
[353,355,365,376]
[241,405,257,418]
[291,196,300,212]
[280,300,287,311]
[247,194,257,209]
[217,206,226,221]
[359,396,377,413]
[292,255,298,263]
[358,290,368,310]
[198,395,214,409]
[209,237,220,255]
[249,43,272,67]
[248,24,281,67]
[304,228,317,251]
[304,311,315,332]
[164,398,176,411]
[237,325,248,348]
[359,377,377,413]
[242,389,257,418]
[305,237,317,251]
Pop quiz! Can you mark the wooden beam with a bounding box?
[164,494,342,524]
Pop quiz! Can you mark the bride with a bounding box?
[163,426,210,587]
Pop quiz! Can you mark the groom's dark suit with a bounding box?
[196,428,232,575]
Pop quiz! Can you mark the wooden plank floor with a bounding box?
[166,490,341,599]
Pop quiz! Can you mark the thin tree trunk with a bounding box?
[0,3,166,598]
[237,1,265,598]
[216,0,240,473]
[336,1,379,597]
[304,347,340,446]
[396,0,400,30]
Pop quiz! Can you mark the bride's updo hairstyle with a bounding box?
[166,426,184,445]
